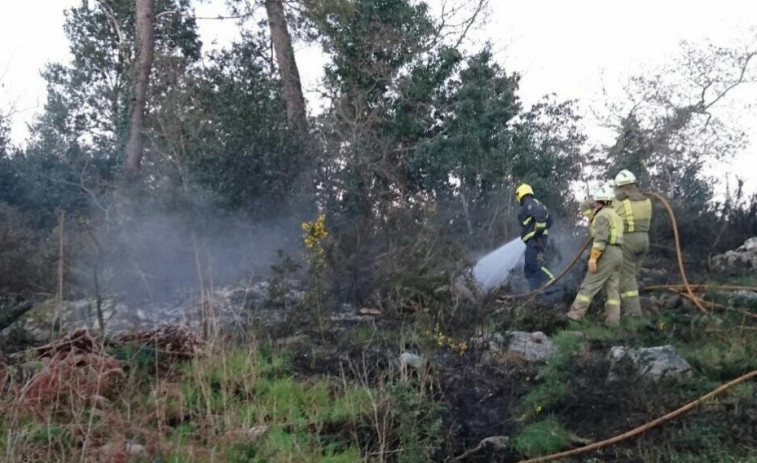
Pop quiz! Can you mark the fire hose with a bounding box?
[498,191,747,312]
[515,368,757,463]
[496,238,591,301]
[488,191,757,462]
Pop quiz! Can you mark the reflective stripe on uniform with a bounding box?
[522,216,533,226]
[621,290,639,298]
[609,219,618,244]
[606,299,620,306]
[540,267,555,280]
[623,199,634,233]
[522,231,536,242]
[577,294,591,303]
[535,221,547,229]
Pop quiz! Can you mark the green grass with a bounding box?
[679,335,757,380]
[0,342,384,462]
[634,419,757,463]
[231,428,362,463]
[173,347,376,459]
[519,382,570,415]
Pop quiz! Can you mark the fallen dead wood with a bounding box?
[116,324,206,358]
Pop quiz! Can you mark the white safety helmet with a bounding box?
[614,169,637,186]
[593,184,615,202]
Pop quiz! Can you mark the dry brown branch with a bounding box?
[116,325,206,359]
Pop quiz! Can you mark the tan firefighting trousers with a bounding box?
[619,232,649,317]
[566,245,622,326]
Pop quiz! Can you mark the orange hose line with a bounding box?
[499,192,746,312]
[657,286,757,321]
[517,369,757,463]
[643,284,757,293]
[643,191,707,313]
[497,238,591,300]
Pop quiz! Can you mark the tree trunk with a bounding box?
[265,0,309,136]
[124,0,155,173]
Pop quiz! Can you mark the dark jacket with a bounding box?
[518,196,553,245]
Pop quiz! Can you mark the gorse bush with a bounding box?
[512,416,573,458]
[518,330,587,418]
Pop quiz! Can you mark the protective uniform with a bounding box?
[612,179,653,317]
[566,187,624,326]
[516,187,555,290]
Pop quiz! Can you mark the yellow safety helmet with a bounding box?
[515,183,534,202]
[614,169,636,186]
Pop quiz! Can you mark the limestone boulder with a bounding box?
[2,281,305,342]
[711,237,757,273]
[608,345,692,383]
[473,331,558,364]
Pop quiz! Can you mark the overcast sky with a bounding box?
[1,0,756,195]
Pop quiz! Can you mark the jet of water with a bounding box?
[472,238,526,291]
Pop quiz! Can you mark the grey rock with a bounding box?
[3,280,304,341]
[608,345,692,382]
[399,352,425,369]
[480,435,509,451]
[473,331,557,363]
[505,331,557,362]
[730,290,757,304]
[711,237,757,272]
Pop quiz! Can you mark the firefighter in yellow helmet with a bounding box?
[565,184,624,326]
[515,184,555,290]
[612,169,653,317]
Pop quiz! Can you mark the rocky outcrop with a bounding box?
[711,237,757,273]
[2,280,386,344]
[2,282,305,342]
[729,290,757,305]
[473,331,558,364]
[608,345,692,383]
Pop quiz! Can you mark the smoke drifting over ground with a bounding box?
[78,196,310,304]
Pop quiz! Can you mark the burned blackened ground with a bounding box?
[278,282,757,462]
[2,243,756,463]
[434,354,532,462]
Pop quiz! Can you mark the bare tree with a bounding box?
[124,0,156,173]
[265,0,308,136]
[433,0,490,49]
[596,37,757,197]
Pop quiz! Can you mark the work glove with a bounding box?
[588,248,602,273]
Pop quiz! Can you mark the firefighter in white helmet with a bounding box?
[565,183,624,326]
[612,169,653,317]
